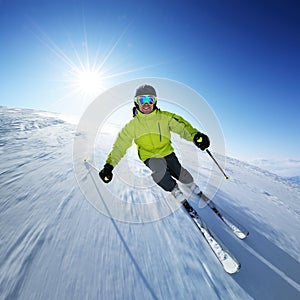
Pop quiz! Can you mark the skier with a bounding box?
[99,84,210,204]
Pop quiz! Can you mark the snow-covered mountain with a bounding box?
[249,158,300,187]
[0,106,300,300]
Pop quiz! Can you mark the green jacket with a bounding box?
[106,109,199,167]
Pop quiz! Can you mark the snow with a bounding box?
[0,105,300,300]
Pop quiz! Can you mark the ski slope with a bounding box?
[0,106,300,300]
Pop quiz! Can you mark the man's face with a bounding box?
[139,102,154,114]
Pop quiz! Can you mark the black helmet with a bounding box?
[135,84,156,97]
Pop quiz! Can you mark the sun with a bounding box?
[76,70,103,96]
[65,63,106,101]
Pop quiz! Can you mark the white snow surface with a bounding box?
[0,106,300,300]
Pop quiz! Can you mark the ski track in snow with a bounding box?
[0,106,300,300]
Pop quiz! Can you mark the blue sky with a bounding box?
[0,0,299,161]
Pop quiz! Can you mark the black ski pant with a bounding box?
[144,152,193,192]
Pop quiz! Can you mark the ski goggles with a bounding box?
[135,95,157,106]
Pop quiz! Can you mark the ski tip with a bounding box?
[83,158,88,163]
[224,261,241,274]
[232,263,241,274]
[235,231,249,240]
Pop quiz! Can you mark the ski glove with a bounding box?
[193,132,210,151]
[99,163,114,183]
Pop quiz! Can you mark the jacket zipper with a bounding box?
[158,122,162,141]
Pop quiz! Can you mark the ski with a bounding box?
[197,192,249,239]
[183,201,241,274]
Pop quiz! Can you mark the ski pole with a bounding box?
[206,149,229,180]
[83,158,99,172]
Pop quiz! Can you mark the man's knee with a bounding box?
[179,167,193,184]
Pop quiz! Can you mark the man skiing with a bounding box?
[99,84,210,204]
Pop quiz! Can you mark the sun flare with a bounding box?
[34,23,158,113]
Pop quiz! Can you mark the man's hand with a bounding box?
[193,132,210,151]
[99,163,114,183]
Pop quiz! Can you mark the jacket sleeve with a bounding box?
[106,121,134,167]
[165,112,199,142]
